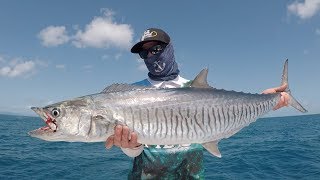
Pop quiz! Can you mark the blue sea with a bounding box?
[0,113,319,179]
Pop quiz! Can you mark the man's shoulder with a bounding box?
[132,79,151,86]
[131,76,191,88]
[177,76,189,83]
[175,76,191,87]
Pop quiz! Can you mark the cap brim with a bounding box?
[131,40,166,53]
[131,41,148,53]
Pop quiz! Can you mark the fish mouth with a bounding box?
[31,107,58,132]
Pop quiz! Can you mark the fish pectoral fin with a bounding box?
[202,141,222,158]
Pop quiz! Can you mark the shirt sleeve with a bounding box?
[121,145,144,158]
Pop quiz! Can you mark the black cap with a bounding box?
[131,28,170,53]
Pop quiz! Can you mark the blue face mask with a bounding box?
[144,43,180,81]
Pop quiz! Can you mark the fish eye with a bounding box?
[51,108,60,117]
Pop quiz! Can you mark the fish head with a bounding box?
[29,98,95,142]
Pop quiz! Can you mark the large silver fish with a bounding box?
[29,60,307,157]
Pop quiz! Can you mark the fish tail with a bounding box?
[281,59,307,113]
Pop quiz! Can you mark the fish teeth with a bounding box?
[42,112,57,131]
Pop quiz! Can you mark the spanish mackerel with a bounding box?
[29,60,307,157]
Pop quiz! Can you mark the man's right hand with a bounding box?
[105,125,141,149]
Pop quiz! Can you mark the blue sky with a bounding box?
[0,0,319,117]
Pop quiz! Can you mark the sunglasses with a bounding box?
[139,44,166,59]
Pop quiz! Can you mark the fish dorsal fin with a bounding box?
[190,68,212,88]
[202,141,222,158]
[101,83,146,93]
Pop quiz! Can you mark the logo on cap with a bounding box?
[141,30,157,41]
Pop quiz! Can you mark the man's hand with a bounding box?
[262,84,290,110]
[105,125,141,149]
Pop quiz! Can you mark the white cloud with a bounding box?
[101,54,110,60]
[72,9,133,49]
[56,64,66,69]
[0,56,5,63]
[101,53,123,61]
[38,9,133,50]
[82,65,93,73]
[82,65,93,69]
[38,26,70,47]
[114,53,122,60]
[288,0,320,19]
[0,55,46,78]
[0,60,35,78]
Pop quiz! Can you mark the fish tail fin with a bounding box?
[281,59,307,113]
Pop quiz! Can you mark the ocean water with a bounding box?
[0,113,319,179]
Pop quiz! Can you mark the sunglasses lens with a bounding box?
[139,44,166,59]
[139,50,148,59]
[150,45,163,55]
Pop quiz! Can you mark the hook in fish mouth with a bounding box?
[31,107,57,132]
